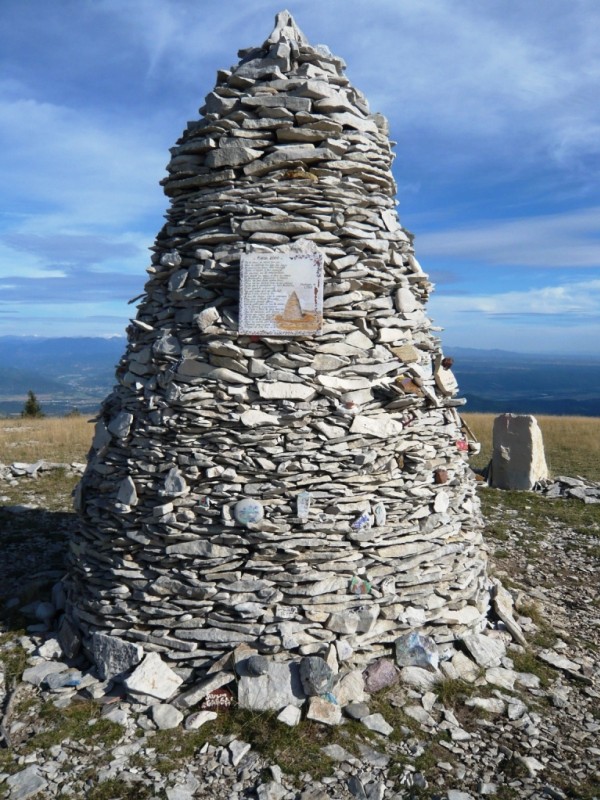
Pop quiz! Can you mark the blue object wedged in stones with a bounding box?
[394,631,439,671]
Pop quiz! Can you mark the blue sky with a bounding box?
[1,0,599,353]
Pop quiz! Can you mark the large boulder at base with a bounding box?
[490,413,548,490]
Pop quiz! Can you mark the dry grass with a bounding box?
[0,416,94,464]
[464,413,600,482]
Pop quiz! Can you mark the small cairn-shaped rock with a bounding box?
[63,11,489,675]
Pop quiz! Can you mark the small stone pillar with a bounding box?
[490,414,548,490]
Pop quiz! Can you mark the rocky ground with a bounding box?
[0,468,598,800]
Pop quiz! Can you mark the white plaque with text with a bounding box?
[239,251,324,336]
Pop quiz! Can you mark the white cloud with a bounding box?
[419,207,600,268]
[0,90,166,231]
[433,278,600,318]
[429,277,600,352]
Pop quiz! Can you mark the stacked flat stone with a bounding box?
[64,11,489,674]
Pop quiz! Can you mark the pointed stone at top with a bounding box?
[264,10,309,47]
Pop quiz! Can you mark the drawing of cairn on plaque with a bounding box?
[276,285,318,331]
[275,252,322,332]
[240,250,323,336]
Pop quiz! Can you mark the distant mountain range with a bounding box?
[0,336,123,416]
[0,336,598,417]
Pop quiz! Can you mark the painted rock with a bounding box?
[233,498,264,526]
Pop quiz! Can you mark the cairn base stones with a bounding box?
[64,10,490,682]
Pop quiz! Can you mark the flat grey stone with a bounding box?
[92,632,144,681]
[175,671,234,709]
[538,649,581,673]
[322,743,354,761]
[238,661,304,711]
[125,652,183,700]
[22,661,68,687]
[151,703,184,729]
[361,713,393,736]
[461,633,505,668]
[205,143,262,168]
[400,666,439,691]
[485,666,517,690]
[6,766,47,799]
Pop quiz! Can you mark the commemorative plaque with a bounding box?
[239,251,324,336]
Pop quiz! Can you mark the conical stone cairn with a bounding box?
[63,11,490,677]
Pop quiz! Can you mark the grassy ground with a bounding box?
[0,416,94,465]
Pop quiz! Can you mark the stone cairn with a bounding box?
[62,11,491,702]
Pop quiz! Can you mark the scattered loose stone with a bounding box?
[464,697,506,714]
[360,713,393,736]
[277,704,301,726]
[5,765,47,799]
[184,709,217,730]
[125,652,184,701]
[461,633,505,669]
[229,739,251,767]
[151,703,184,730]
[306,696,342,726]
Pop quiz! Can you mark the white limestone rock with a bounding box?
[241,409,281,427]
[277,704,301,726]
[350,414,402,438]
[151,703,184,730]
[490,413,548,490]
[184,710,218,730]
[6,766,47,799]
[125,652,184,701]
[237,661,304,711]
[257,381,315,401]
[461,634,505,669]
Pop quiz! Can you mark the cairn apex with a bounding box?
[264,9,310,47]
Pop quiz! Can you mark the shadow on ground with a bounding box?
[0,507,75,632]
